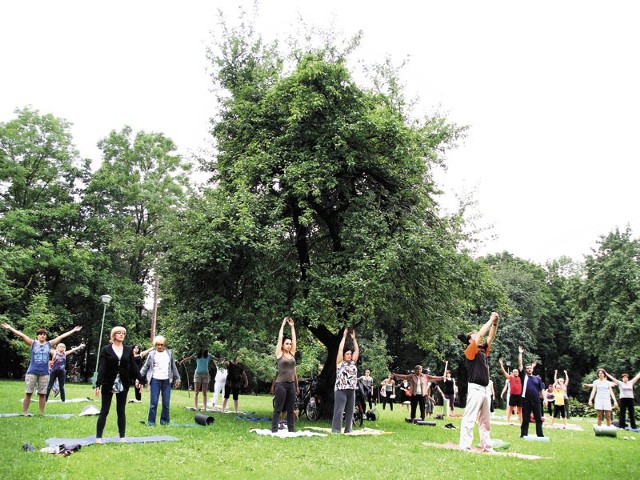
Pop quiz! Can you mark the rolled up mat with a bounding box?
[593,425,617,437]
[415,420,437,426]
[194,413,214,426]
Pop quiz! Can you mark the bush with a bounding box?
[568,397,597,418]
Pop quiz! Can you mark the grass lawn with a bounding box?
[0,380,636,479]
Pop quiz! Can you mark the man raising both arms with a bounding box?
[458,312,500,452]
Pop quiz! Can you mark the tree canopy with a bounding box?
[161,16,498,404]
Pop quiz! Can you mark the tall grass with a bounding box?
[0,380,636,479]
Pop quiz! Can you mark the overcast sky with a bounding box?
[2,1,639,265]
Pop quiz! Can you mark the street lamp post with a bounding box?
[92,294,112,387]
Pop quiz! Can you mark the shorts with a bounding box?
[508,395,522,407]
[594,397,612,411]
[224,384,240,401]
[25,374,48,394]
[193,372,210,385]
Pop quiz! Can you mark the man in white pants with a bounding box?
[458,312,500,452]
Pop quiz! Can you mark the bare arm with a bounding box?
[610,385,618,407]
[179,354,194,365]
[486,312,499,348]
[50,325,82,347]
[474,312,497,344]
[66,343,85,356]
[140,347,153,358]
[499,359,510,379]
[500,382,508,398]
[2,323,34,346]
[604,370,619,384]
[289,317,296,354]
[336,329,347,365]
[275,318,286,358]
[518,345,524,371]
[351,330,359,363]
[564,370,569,387]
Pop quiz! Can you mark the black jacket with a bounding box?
[96,344,144,391]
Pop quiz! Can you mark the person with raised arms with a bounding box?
[604,369,640,430]
[271,316,298,433]
[331,328,359,434]
[458,312,499,452]
[2,323,82,416]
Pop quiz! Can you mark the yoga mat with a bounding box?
[0,413,74,418]
[593,425,618,437]
[477,439,510,450]
[250,428,327,437]
[522,435,550,442]
[46,398,92,403]
[423,442,544,460]
[194,413,214,425]
[46,435,180,447]
[304,426,392,436]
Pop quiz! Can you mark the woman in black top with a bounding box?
[94,326,144,443]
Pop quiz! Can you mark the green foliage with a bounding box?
[570,228,640,374]
[568,397,597,418]
[164,10,492,392]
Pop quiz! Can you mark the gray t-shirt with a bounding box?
[275,354,296,383]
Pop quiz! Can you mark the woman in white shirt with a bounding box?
[605,369,640,430]
[140,335,181,426]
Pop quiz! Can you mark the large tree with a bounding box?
[570,228,640,375]
[0,107,97,376]
[82,126,192,343]
[162,18,494,405]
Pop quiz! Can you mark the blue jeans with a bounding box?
[148,378,172,425]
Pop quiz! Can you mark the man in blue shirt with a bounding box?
[518,345,546,438]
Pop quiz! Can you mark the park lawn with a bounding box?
[0,380,636,479]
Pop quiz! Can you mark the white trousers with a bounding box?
[459,382,492,450]
[211,380,226,406]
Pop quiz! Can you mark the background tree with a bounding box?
[82,126,192,349]
[570,228,640,378]
[162,15,496,406]
[0,107,95,376]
